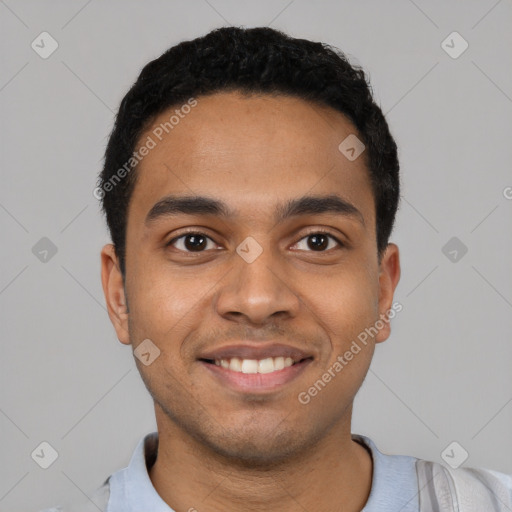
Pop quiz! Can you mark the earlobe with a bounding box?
[100,244,131,345]
[375,243,401,343]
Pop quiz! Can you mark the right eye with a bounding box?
[166,232,219,253]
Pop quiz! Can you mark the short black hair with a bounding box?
[98,26,400,277]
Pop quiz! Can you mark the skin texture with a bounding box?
[101,91,400,512]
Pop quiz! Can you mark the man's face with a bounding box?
[102,91,399,463]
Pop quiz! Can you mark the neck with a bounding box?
[148,406,373,512]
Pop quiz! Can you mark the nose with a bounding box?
[214,244,301,326]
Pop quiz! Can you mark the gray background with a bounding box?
[1,0,511,510]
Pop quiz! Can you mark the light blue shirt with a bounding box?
[41,431,512,511]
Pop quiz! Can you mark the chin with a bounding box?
[207,438,302,467]
[196,421,319,468]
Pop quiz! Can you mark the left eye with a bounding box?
[292,232,343,252]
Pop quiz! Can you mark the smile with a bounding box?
[209,356,299,374]
[199,356,314,392]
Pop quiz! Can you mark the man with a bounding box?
[42,26,511,512]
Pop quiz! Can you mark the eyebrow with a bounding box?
[144,194,365,227]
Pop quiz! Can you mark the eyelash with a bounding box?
[166,229,344,253]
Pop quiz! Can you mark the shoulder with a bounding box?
[37,477,110,512]
[416,459,512,511]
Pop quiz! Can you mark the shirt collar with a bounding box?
[108,432,172,512]
[352,434,419,511]
[108,431,419,512]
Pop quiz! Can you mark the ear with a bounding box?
[100,244,130,345]
[375,243,401,343]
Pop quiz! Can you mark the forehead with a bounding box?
[127,91,374,229]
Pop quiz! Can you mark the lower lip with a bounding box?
[199,359,313,393]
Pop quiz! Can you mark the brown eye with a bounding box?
[168,233,216,252]
[292,232,343,252]
[307,233,329,251]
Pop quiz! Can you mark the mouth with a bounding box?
[198,351,314,393]
[199,355,313,374]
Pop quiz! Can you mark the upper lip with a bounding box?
[198,343,314,362]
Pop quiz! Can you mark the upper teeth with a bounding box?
[214,356,296,374]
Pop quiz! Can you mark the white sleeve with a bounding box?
[416,459,512,511]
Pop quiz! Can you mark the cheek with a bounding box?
[307,263,379,335]
[137,251,206,306]
[127,273,204,395]
[127,268,202,344]
[127,264,227,375]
